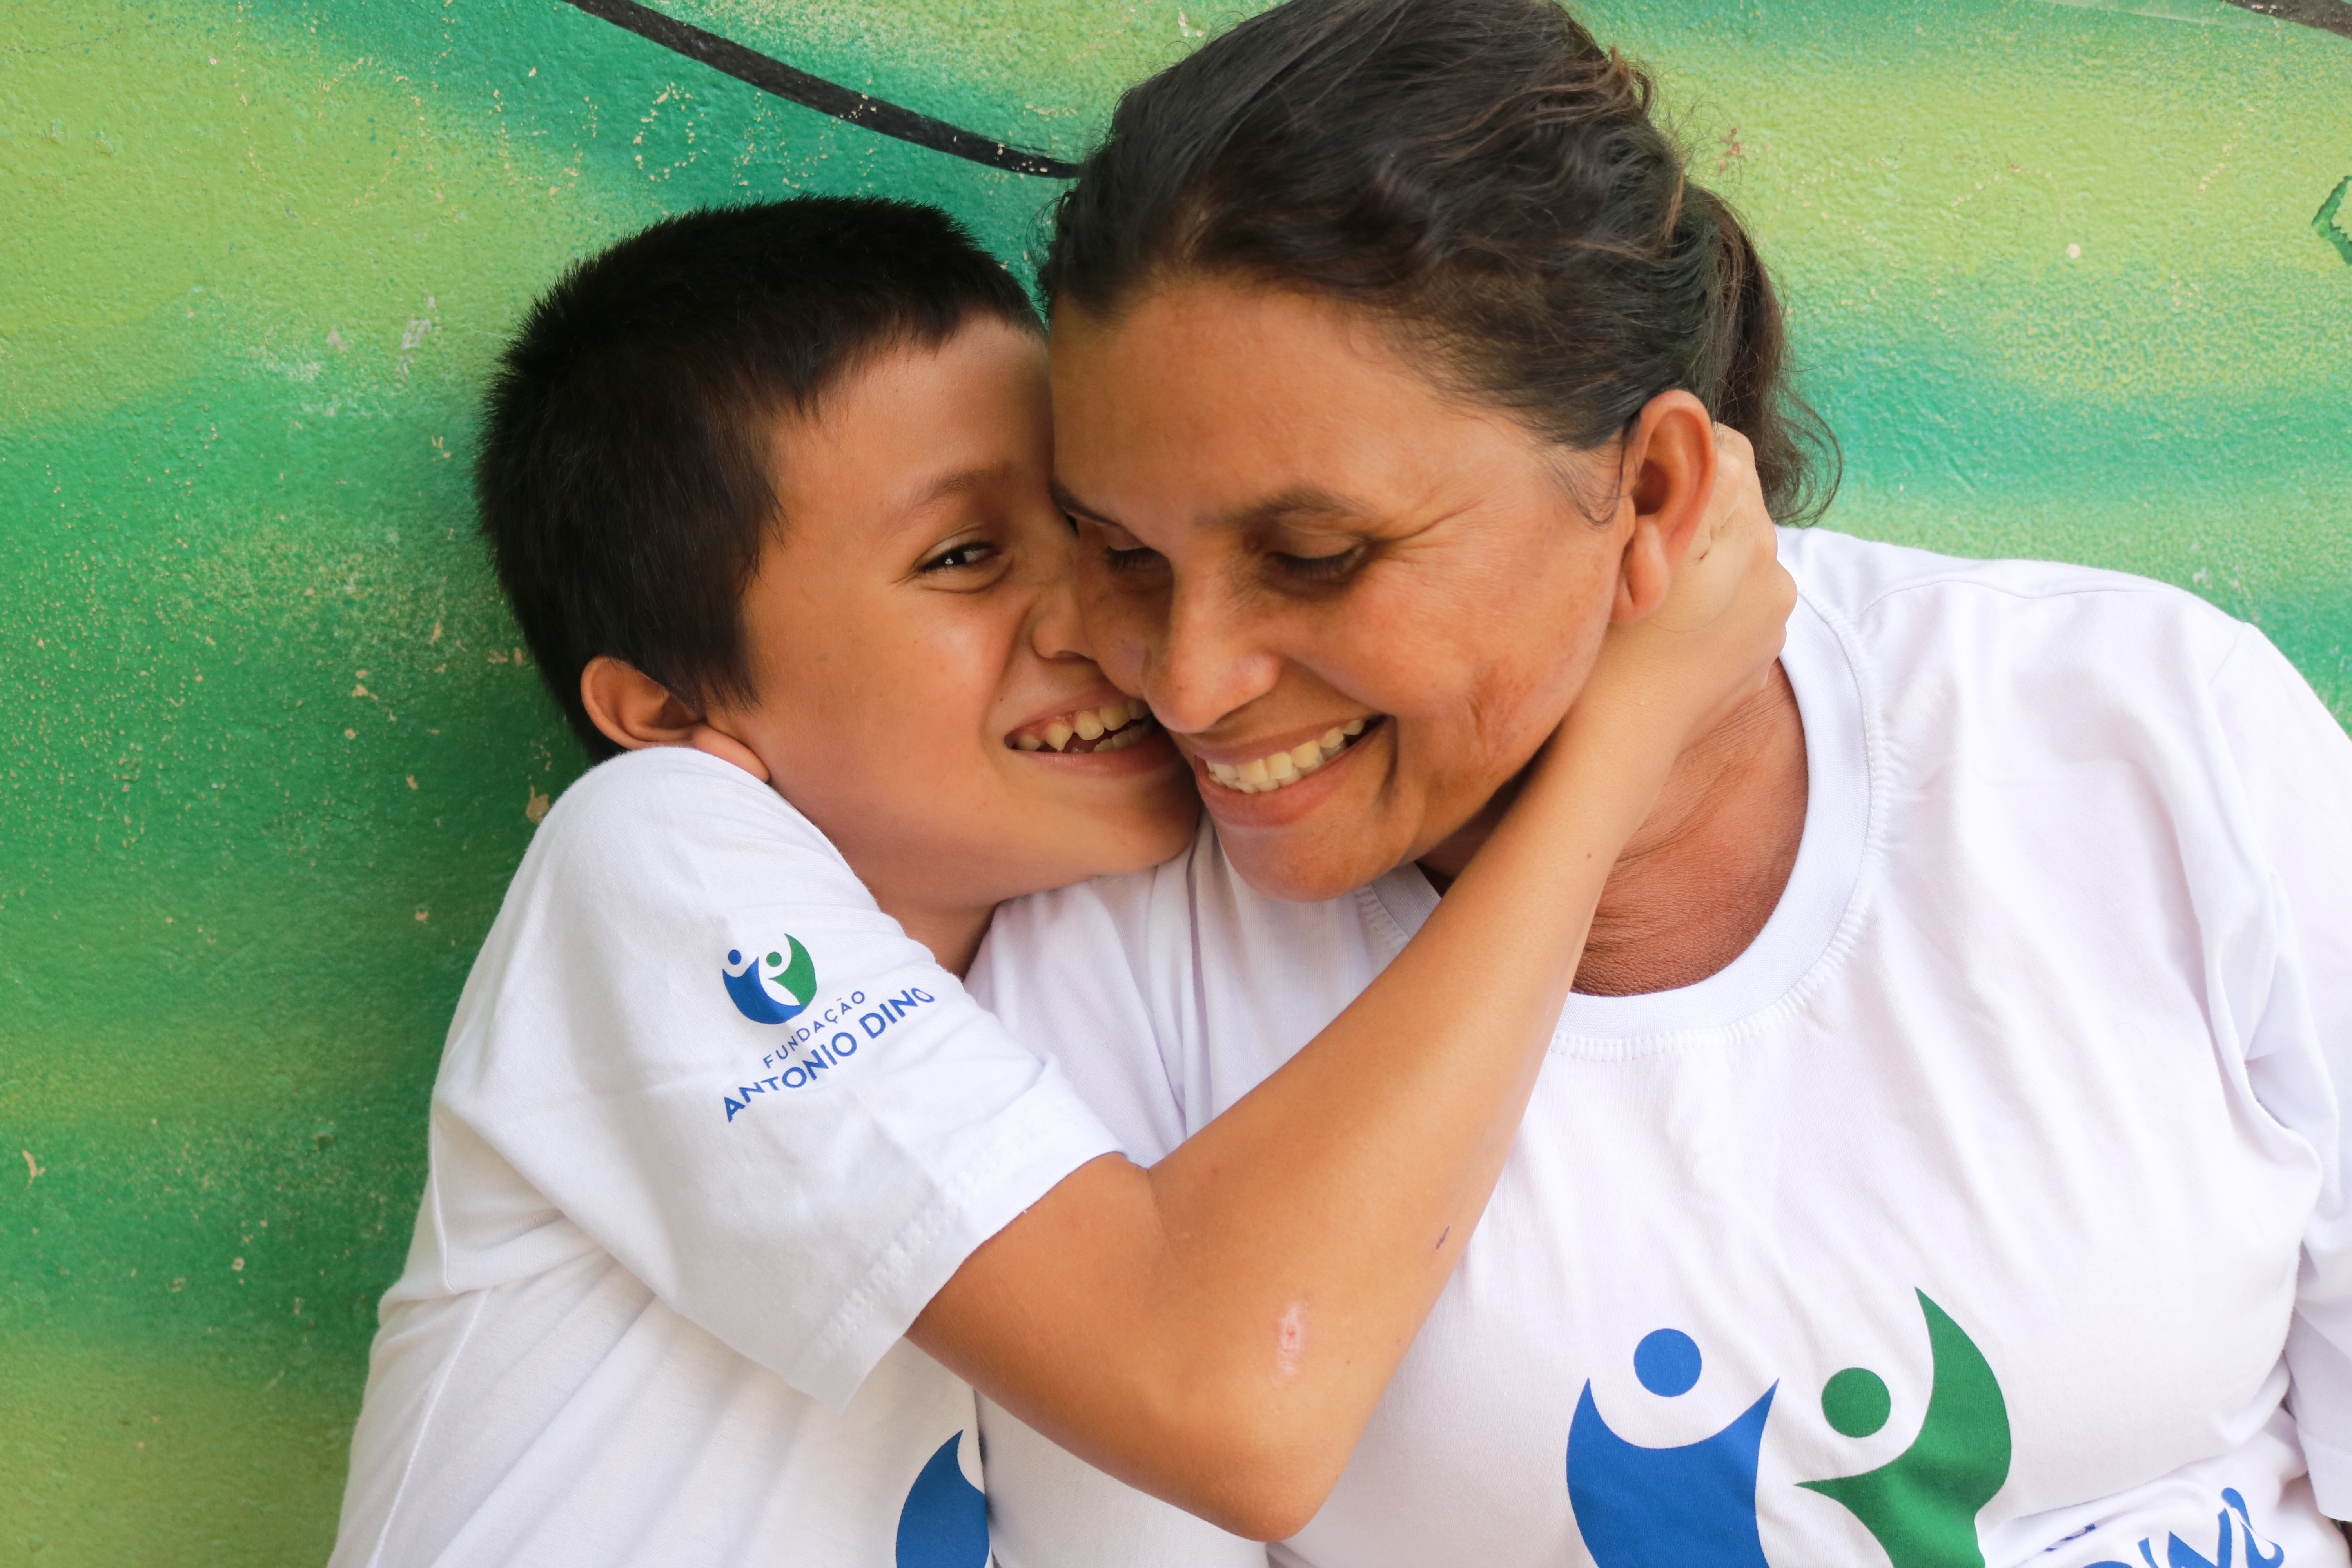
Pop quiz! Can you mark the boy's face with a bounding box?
[713,318,1196,924]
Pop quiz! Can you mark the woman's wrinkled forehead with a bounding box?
[1048,278,1614,542]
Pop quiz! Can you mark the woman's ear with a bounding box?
[579,656,771,782]
[1610,390,1719,625]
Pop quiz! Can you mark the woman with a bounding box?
[970,1,2352,1565]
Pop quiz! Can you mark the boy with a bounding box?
[330,197,1785,1566]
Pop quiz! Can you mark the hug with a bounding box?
[327,0,2352,1564]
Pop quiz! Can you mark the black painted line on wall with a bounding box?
[560,0,1080,178]
[2215,0,2352,39]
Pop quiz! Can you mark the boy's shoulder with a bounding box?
[448,746,901,1089]
[515,746,880,921]
[537,746,843,871]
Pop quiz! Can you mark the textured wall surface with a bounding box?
[3,0,2346,1561]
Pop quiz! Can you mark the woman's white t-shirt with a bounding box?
[969,528,2352,1568]
[330,746,1121,1568]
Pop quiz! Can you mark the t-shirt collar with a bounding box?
[1365,592,1876,1058]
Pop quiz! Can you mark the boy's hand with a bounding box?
[1573,426,1793,758]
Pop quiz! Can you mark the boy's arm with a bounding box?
[909,431,1793,1540]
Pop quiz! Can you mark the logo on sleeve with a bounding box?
[715,935,944,1121]
[722,937,816,1024]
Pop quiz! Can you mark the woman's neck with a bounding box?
[1418,663,1808,996]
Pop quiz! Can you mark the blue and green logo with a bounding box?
[1567,1291,2013,1568]
[723,937,816,1025]
[1566,1290,2290,1568]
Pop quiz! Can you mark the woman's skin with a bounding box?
[575,316,1795,1537]
[1052,278,1811,994]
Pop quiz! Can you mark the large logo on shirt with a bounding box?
[897,1431,987,1568]
[1564,1290,2289,1568]
[722,937,817,1024]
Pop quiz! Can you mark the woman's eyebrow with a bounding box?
[1050,478,1374,531]
[1224,486,1374,530]
[1049,477,1111,523]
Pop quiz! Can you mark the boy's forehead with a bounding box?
[762,324,1051,556]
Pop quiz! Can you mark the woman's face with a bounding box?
[1052,278,1637,903]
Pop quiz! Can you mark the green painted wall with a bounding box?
[2,0,2345,1560]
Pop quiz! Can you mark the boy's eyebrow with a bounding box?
[899,462,1013,519]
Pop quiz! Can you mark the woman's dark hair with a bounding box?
[1041,0,1837,522]
[478,198,1038,760]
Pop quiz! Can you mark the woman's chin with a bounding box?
[1191,726,1412,901]
[1207,783,1412,904]
[1218,826,1402,904]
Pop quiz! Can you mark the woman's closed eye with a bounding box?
[1270,542,1368,583]
[1086,519,1165,575]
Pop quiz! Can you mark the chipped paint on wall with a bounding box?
[2318,174,2352,263]
[2,0,2347,1561]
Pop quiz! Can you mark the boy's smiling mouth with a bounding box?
[1007,698,1161,755]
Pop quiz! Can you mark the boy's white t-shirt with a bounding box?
[330,745,1122,1568]
[970,528,2352,1568]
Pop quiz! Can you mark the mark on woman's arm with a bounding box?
[1276,1303,1308,1381]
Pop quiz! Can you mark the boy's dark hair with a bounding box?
[478,197,1039,760]
[1041,0,1837,524]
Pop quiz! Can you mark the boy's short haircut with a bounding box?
[477,197,1041,759]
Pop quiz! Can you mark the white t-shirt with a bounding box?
[331,746,1120,1568]
[970,528,2352,1568]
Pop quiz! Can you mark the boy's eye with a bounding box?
[919,540,998,573]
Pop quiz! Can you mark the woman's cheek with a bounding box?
[1074,574,1156,693]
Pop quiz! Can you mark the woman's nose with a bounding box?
[1147,575,1285,737]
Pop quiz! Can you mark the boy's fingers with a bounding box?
[1687,427,1759,563]
[1695,425,1769,565]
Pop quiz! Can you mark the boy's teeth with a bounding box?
[1009,700,1161,755]
[1204,719,1378,793]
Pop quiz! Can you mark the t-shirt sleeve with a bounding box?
[2205,628,2352,1512]
[436,750,1121,1412]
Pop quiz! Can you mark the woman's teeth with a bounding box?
[1205,719,1368,794]
[1010,699,1158,755]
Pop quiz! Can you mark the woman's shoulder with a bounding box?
[1782,524,2232,627]
[1779,524,2249,692]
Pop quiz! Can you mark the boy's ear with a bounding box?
[580,656,771,782]
[1610,390,1718,626]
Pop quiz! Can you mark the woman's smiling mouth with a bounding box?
[1199,719,1376,794]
